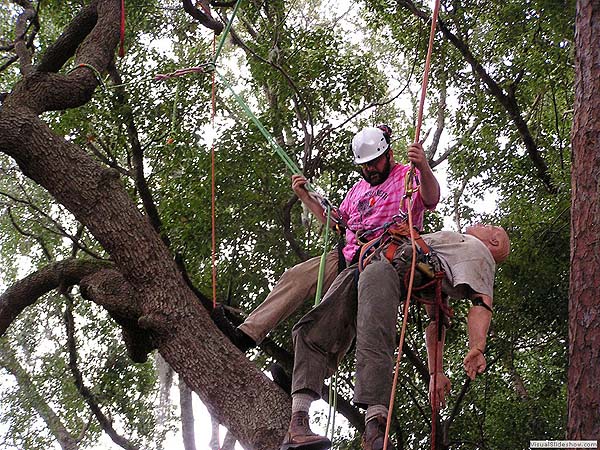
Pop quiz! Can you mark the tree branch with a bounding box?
[5,0,119,114]
[0,340,79,450]
[181,0,224,34]
[79,269,157,363]
[398,0,557,193]
[0,188,103,259]
[37,1,99,73]
[63,295,141,450]
[179,380,197,450]
[0,258,112,337]
[228,23,315,158]
[13,0,37,75]
[6,206,53,260]
[281,195,310,261]
[106,62,167,243]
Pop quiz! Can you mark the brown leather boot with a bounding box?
[280,411,331,450]
[361,414,393,450]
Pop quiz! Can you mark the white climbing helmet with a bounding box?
[351,127,390,165]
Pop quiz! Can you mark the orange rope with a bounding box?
[414,0,441,144]
[211,35,217,310]
[383,0,441,448]
[383,197,418,450]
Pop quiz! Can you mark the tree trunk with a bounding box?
[568,0,600,440]
[0,1,290,448]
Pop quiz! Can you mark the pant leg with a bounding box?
[239,249,339,343]
[354,259,401,408]
[291,266,358,398]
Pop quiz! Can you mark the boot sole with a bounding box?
[280,441,332,450]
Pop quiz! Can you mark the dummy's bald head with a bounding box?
[465,224,511,263]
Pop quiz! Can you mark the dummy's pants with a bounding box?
[239,250,340,344]
[291,246,423,408]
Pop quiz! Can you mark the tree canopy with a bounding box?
[0,0,584,449]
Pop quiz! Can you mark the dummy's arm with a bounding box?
[425,307,451,408]
[464,293,493,380]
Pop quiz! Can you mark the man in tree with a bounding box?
[215,125,441,351]
[281,223,510,450]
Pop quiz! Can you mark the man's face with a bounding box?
[360,150,391,186]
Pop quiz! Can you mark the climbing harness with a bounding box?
[149,0,443,445]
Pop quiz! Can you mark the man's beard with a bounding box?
[361,158,391,186]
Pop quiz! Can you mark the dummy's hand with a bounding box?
[463,348,487,380]
[291,174,309,199]
[429,372,451,409]
[407,142,428,171]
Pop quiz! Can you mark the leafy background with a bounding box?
[0,0,573,448]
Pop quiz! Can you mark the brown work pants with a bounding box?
[291,245,424,408]
[238,250,340,344]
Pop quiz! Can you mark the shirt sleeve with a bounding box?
[338,185,354,224]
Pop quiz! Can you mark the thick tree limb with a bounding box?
[0,2,291,447]
[5,0,118,114]
[0,258,112,337]
[37,1,99,73]
[79,268,158,363]
[181,0,224,34]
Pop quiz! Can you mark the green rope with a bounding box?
[68,63,106,90]
[217,70,339,310]
[325,371,339,442]
[215,70,304,176]
[314,204,331,306]
[213,0,244,64]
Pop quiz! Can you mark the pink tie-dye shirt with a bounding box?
[338,163,434,262]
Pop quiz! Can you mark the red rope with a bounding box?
[119,0,125,58]
[383,0,441,448]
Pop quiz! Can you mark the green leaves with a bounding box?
[0,0,576,447]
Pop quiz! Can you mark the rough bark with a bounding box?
[568,0,600,440]
[0,258,111,336]
[80,268,156,363]
[0,1,290,448]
